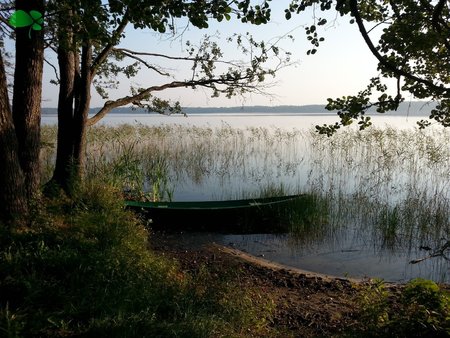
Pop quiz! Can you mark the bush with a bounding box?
[354,278,450,337]
[0,183,273,337]
[398,279,450,336]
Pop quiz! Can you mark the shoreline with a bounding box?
[149,231,362,336]
[214,243,363,283]
[150,230,450,336]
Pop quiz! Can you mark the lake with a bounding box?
[42,112,450,282]
[43,111,433,130]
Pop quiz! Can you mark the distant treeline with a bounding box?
[42,101,436,116]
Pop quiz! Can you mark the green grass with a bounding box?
[350,278,450,337]
[0,183,275,337]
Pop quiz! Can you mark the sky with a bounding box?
[24,1,386,108]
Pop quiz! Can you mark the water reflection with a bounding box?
[219,230,449,283]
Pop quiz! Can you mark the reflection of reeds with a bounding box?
[40,124,450,256]
[308,127,450,255]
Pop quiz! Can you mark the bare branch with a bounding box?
[44,57,60,82]
[87,31,294,126]
[88,81,190,125]
[112,49,171,77]
[410,240,450,264]
[113,47,207,62]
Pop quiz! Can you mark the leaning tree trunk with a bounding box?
[12,0,45,202]
[0,51,27,224]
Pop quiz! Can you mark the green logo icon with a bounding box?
[9,10,44,38]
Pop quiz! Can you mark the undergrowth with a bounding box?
[0,183,274,337]
[350,278,450,337]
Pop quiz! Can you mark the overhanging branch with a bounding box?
[90,10,130,77]
[115,50,171,77]
[349,0,450,97]
[88,81,188,126]
[112,47,243,68]
[87,75,257,126]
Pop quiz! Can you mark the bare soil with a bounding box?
[149,231,365,337]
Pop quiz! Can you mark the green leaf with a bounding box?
[29,10,44,25]
[32,23,42,31]
[9,10,33,28]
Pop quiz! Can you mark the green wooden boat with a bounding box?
[125,194,305,233]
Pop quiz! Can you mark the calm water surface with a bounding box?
[43,111,428,129]
[172,231,448,283]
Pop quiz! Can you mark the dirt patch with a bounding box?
[149,231,363,337]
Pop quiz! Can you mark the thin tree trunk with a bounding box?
[71,41,92,188]
[12,0,44,201]
[0,50,27,224]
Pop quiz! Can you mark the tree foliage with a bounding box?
[37,0,292,193]
[286,0,450,135]
[43,0,285,115]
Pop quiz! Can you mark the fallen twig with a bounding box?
[410,240,450,264]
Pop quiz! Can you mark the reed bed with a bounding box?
[40,123,450,258]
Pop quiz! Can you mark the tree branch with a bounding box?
[112,49,171,77]
[349,0,450,97]
[0,13,13,30]
[90,10,129,77]
[112,47,243,67]
[44,57,60,82]
[410,240,450,264]
[432,0,448,28]
[388,0,401,20]
[87,75,258,126]
[113,47,196,61]
[431,0,450,52]
[87,81,189,125]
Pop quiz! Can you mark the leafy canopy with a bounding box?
[285,0,450,135]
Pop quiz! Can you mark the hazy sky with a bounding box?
[36,1,384,108]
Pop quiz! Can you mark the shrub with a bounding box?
[0,183,273,337]
[354,278,450,337]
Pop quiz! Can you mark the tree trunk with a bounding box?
[72,41,92,186]
[0,50,27,224]
[50,38,76,192]
[50,38,92,195]
[12,0,44,202]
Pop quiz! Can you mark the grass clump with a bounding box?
[0,184,274,337]
[351,278,450,337]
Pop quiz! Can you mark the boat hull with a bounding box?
[125,195,306,233]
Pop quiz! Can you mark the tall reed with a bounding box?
[40,123,450,257]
